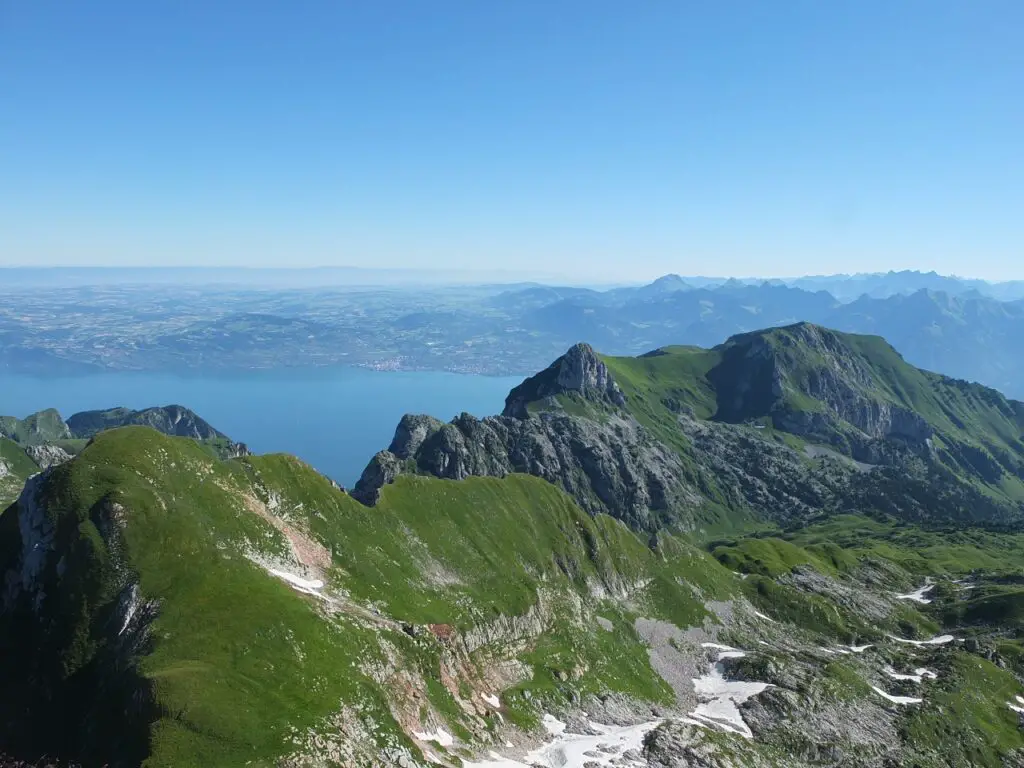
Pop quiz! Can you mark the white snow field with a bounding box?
[462,716,658,767]
[464,644,774,766]
[690,646,772,738]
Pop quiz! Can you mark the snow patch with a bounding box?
[895,582,934,604]
[885,667,938,683]
[1008,695,1024,714]
[717,650,747,660]
[689,649,771,739]
[268,568,325,596]
[870,685,922,705]
[822,645,873,655]
[414,728,455,748]
[541,713,566,736]
[889,633,954,647]
[481,693,501,708]
[464,718,658,767]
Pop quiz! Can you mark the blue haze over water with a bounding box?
[0,369,522,486]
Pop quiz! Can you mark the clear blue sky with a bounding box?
[2,2,1021,280]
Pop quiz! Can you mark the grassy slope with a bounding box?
[602,326,1024,526]
[605,326,1024,452]
[2,427,736,766]
[0,436,38,507]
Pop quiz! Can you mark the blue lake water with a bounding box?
[0,369,523,486]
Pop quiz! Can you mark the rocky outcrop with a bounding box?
[781,367,933,444]
[351,450,405,505]
[716,324,933,443]
[24,443,72,470]
[503,342,625,418]
[0,409,72,446]
[67,405,226,440]
[66,405,248,459]
[354,408,693,531]
[356,330,1024,532]
[353,344,693,529]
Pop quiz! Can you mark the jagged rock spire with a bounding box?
[502,342,625,418]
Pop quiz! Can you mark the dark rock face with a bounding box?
[353,344,680,529]
[355,333,1024,531]
[714,324,934,453]
[389,414,447,459]
[67,405,225,440]
[351,450,404,506]
[503,342,625,418]
[66,405,247,459]
[355,409,690,530]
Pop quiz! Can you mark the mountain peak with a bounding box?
[66,404,227,441]
[650,273,687,287]
[502,342,625,417]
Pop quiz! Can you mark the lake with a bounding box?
[0,368,523,486]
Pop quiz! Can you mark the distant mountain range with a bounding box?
[2,269,1024,398]
[487,277,1024,397]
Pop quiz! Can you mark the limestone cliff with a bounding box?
[354,327,1024,530]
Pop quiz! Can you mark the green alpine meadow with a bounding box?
[5,323,1024,767]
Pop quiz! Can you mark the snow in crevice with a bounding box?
[889,633,954,647]
[464,647,771,766]
[268,568,326,598]
[895,580,934,604]
[701,642,738,652]
[885,667,937,683]
[870,685,922,705]
[413,728,455,748]
[821,644,872,655]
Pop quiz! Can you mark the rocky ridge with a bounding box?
[354,326,1024,531]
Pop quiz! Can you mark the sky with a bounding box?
[1,1,1022,281]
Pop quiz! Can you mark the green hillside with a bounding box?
[0,436,39,507]
[0,427,735,767]
[7,426,1024,766]
[600,323,1024,527]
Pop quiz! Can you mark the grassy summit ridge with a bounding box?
[0,427,734,766]
[605,323,1024,460]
